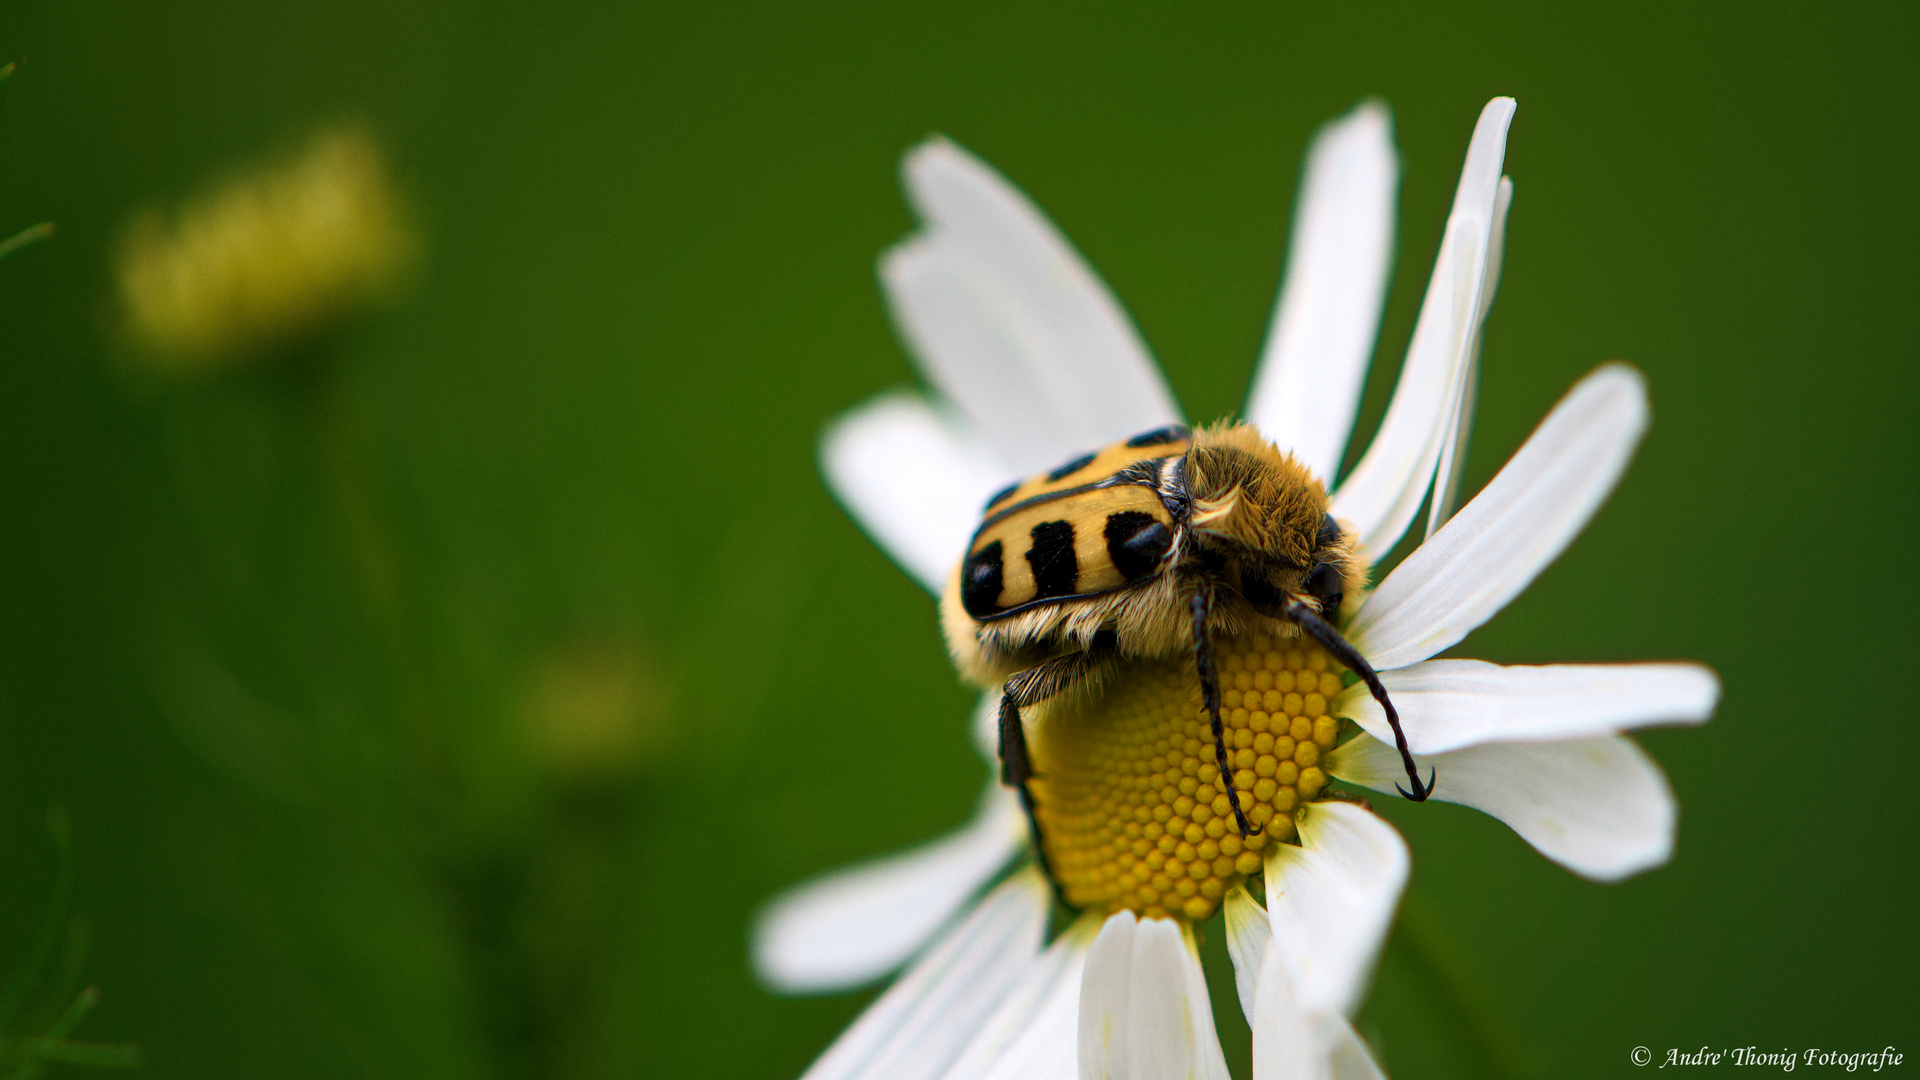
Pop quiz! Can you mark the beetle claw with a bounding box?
[1395,767,1437,803]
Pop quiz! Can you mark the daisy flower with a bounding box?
[755,97,1719,1079]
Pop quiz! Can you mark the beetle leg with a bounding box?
[999,637,1120,900]
[994,691,1057,887]
[1191,585,1258,838]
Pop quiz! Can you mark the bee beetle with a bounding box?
[941,421,1433,853]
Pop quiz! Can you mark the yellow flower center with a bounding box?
[1030,633,1347,922]
[114,126,416,370]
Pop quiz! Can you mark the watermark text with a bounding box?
[1630,1046,1903,1072]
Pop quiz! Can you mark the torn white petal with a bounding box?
[1250,945,1312,1080]
[798,867,1051,1080]
[1263,801,1409,1017]
[1427,174,1513,538]
[1246,101,1398,483]
[1328,732,1677,882]
[883,138,1182,476]
[1330,97,1516,558]
[1349,362,1650,671]
[821,391,1005,593]
[1250,949,1389,1080]
[1336,659,1721,754]
[1320,1014,1391,1080]
[755,781,1027,994]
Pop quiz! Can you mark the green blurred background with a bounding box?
[0,0,1914,1077]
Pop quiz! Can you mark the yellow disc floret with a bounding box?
[1029,633,1347,922]
[114,126,416,371]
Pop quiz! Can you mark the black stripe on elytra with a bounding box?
[972,581,1143,622]
[983,480,1022,513]
[1105,511,1171,581]
[961,540,1006,619]
[1026,520,1079,599]
[1046,451,1099,482]
[978,476,1141,531]
[1126,424,1190,448]
[983,480,1029,511]
[978,485,1096,531]
[1109,456,1172,486]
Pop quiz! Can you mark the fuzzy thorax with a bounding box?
[1186,422,1326,568]
[1030,631,1347,921]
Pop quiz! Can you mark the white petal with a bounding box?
[1078,913,1231,1080]
[1263,802,1408,1017]
[1251,950,1390,1080]
[944,919,1097,1080]
[1250,946,1314,1080]
[1245,101,1399,483]
[1223,885,1272,1029]
[1337,659,1721,755]
[1172,921,1236,1080]
[1328,733,1677,881]
[1349,363,1650,671]
[1077,913,1137,1079]
[1133,920,1233,1080]
[754,781,1027,993]
[1427,175,1513,537]
[821,391,1006,594]
[799,868,1052,1080]
[1319,1016,1391,1080]
[882,137,1183,476]
[1331,98,1516,558]
[970,690,1001,766]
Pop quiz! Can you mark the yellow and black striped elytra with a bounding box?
[941,421,1435,884]
[960,439,1187,621]
[976,423,1190,516]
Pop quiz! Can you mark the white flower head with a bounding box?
[756,97,1719,1080]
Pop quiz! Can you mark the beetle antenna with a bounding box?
[1192,585,1260,837]
[1282,598,1434,802]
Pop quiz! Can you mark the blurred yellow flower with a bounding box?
[523,637,672,783]
[114,125,416,370]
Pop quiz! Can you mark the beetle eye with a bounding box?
[1315,515,1342,551]
[1305,561,1341,601]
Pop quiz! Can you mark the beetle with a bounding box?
[940,421,1431,859]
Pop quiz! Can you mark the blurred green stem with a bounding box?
[0,222,53,262]
[298,349,630,1080]
[299,350,447,780]
[0,811,139,1078]
[0,808,72,1032]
